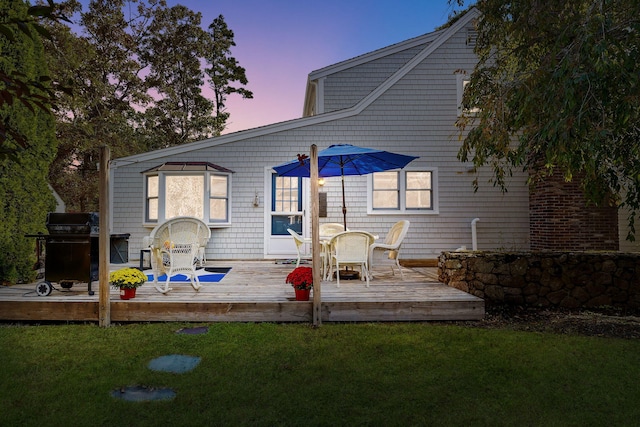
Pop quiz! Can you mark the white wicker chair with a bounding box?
[319,222,344,238]
[197,226,212,267]
[328,230,376,287]
[287,228,305,268]
[368,220,410,280]
[148,217,210,293]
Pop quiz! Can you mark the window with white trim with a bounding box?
[143,162,233,225]
[368,169,438,214]
[457,73,480,117]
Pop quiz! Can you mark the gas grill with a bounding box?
[30,212,100,296]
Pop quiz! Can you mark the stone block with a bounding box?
[525,294,539,304]
[449,281,469,292]
[484,285,504,301]
[444,260,462,269]
[499,274,526,288]
[570,287,590,303]
[526,267,543,281]
[471,258,495,273]
[586,283,606,297]
[560,296,580,309]
[586,295,612,307]
[546,290,568,305]
[541,273,564,291]
[602,259,617,273]
[541,257,555,269]
[510,257,529,276]
[523,283,539,295]
[475,272,498,285]
[504,293,524,304]
[593,272,613,286]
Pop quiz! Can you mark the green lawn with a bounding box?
[1,322,638,426]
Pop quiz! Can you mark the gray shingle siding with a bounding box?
[111,10,533,261]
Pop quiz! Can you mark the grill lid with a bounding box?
[46,212,99,235]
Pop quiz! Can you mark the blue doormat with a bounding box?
[146,267,230,283]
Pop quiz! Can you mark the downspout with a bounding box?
[471,218,480,251]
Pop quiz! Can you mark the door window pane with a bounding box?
[273,176,301,212]
[271,215,302,236]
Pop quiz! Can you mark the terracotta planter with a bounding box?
[294,288,310,301]
[119,287,137,300]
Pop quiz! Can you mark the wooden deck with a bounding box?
[0,261,484,323]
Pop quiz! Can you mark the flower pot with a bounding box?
[294,288,310,301]
[119,287,137,300]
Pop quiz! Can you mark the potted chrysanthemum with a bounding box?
[109,267,148,300]
[285,266,313,301]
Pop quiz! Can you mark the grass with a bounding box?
[1,322,639,426]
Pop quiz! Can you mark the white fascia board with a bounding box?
[308,30,443,81]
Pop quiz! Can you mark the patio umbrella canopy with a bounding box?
[273,144,418,229]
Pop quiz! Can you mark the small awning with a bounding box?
[142,162,234,173]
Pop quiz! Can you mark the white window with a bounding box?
[368,169,438,215]
[143,162,232,226]
[457,73,480,117]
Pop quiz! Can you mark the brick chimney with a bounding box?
[529,170,619,251]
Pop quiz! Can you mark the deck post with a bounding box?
[311,145,322,326]
[99,146,111,327]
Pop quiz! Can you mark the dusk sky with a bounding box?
[78,1,469,134]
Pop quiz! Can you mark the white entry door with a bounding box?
[264,171,309,258]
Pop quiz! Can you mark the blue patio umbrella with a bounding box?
[273,144,418,229]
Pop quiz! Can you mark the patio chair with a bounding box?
[288,228,331,279]
[197,226,212,267]
[368,220,410,280]
[287,228,305,268]
[148,216,211,293]
[319,222,345,238]
[328,230,376,287]
[143,222,210,268]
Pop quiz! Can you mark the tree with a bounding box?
[455,0,640,238]
[141,4,216,148]
[0,0,57,284]
[0,0,70,161]
[45,0,154,211]
[205,14,253,135]
[45,1,253,210]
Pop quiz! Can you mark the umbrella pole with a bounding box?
[339,168,359,280]
[310,145,322,327]
[341,169,347,230]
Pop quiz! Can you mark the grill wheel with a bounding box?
[35,281,53,297]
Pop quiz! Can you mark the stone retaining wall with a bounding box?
[438,251,640,309]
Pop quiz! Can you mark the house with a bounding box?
[110,8,638,264]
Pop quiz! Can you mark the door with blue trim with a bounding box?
[265,173,307,258]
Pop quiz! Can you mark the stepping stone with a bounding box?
[111,385,175,402]
[176,326,209,335]
[147,354,201,374]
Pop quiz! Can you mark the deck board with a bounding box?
[0,261,484,322]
